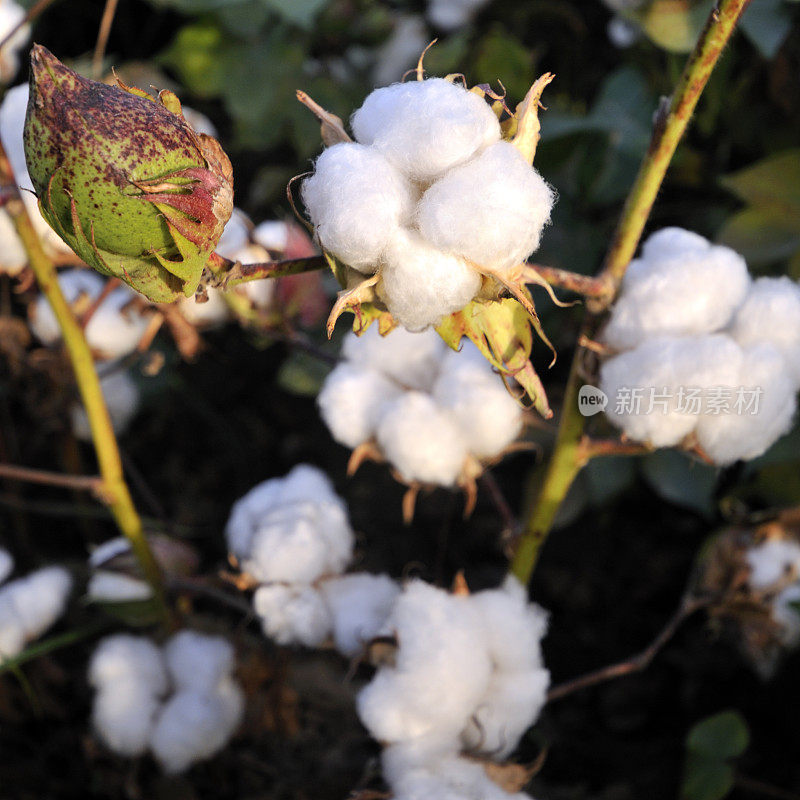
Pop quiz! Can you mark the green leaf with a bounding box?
[160,21,228,97]
[634,0,715,53]
[682,755,735,800]
[720,149,800,208]
[739,0,793,59]
[640,450,718,517]
[717,207,800,266]
[687,711,750,759]
[145,0,246,11]
[472,26,534,101]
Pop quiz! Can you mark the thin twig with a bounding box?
[526,264,608,298]
[168,576,255,618]
[578,436,653,460]
[0,462,102,493]
[204,252,326,290]
[92,0,120,80]
[479,470,520,538]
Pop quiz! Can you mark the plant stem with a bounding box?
[0,462,102,492]
[204,252,325,289]
[0,145,167,617]
[510,0,751,586]
[92,0,120,79]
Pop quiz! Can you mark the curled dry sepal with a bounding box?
[23,45,233,303]
[297,70,559,417]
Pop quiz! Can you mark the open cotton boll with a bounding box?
[164,631,236,694]
[319,572,400,657]
[242,500,354,584]
[88,634,168,694]
[746,538,800,590]
[1,566,71,640]
[29,270,105,345]
[377,392,468,485]
[252,220,289,253]
[318,362,402,448]
[182,105,218,138]
[87,571,153,603]
[215,208,251,260]
[0,83,32,192]
[0,548,12,585]
[71,369,140,441]
[602,231,751,350]
[0,209,26,274]
[253,583,332,647]
[695,343,797,465]
[600,334,743,448]
[302,143,415,273]
[416,141,554,272]
[178,287,231,327]
[93,684,163,757]
[342,325,446,392]
[351,79,501,183]
[379,229,482,331]
[357,580,492,743]
[0,598,25,658]
[80,287,152,360]
[728,277,800,387]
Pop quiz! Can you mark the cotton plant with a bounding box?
[89,630,244,773]
[318,326,525,515]
[597,228,800,465]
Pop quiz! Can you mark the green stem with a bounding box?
[510,0,751,585]
[205,252,325,290]
[0,145,167,617]
[0,623,107,675]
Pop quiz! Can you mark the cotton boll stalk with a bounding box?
[341,325,446,392]
[0,548,13,585]
[178,287,232,327]
[379,229,482,331]
[29,270,105,345]
[746,538,800,590]
[1,566,72,640]
[728,276,800,388]
[88,634,168,694]
[416,141,554,273]
[302,143,416,273]
[92,684,163,757]
[695,343,797,465]
[71,369,140,441]
[319,572,400,657]
[351,79,501,183]
[253,583,332,647]
[227,243,275,308]
[318,362,402,448]
[87,571,153,603]
[376,392,469,486]
[163,631,236,694]
[602,230,751,350]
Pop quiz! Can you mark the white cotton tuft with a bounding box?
[0,83,32,193]
[351,79,501,183]
[71,369,140,441]
[602,229,751,350]
[215,208,251,260]
[0,566,72,642]
[252,220,289,253]
[319,572,400,657]
[163,631,236,693]
[356,580,491,743]
[379,229,482,331]
[317,362,402,448]
[87,571,153,603]
[376,391,468,485]
[93,684,164,757]
[302,142,415,273]
[178,287,232,327]
[0,548,13,585]
[0,597,24,657]
[341,325,446,392]
[695,343,797,465]
[416,140,554,272]
[372,15,429,88]
[746,538,800,590]
[88,634,168,695]
[600,334,743,447]
[253,583,332,647]
[0,209,26,274]
[29,270,105,345]
[182,105,218,138]
[727,276,800,388]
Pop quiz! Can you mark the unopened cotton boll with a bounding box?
[728,277,800,388]
[318,362,402,448]
[253,583,332,647]
[342,325,446,392]
[87,571,153,603]
[357,580,492,743]
[602,229,751,350]
[416,141,554,272]
[302,143,416,273]
[164,630,236,694]
[71,369,140,441]
[746,538,800,590]
[88,634,168,694]
[1,566,72,641]
[351,79,501,183]
[380,229,482,331]
[93,684,163,757]
[0,548,12,585]
[319,572,400,657]
[696,344,797,465]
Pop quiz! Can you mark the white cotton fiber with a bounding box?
[82,286,152,360]
[182,105,218,138]
[379,229,482,331]
[351,79,501,183]
[87,571,153,603]
[1,566,72,641]
[0,83,33,193]
[302,142,415,273]
[342,325,446,392]
[163,631,236,693]
[376,391,468,485]
[178,287,232,327]
[242,499,354,584]
[252,220,289,253]
[0,548,12,585]
[71,369,140,441]
[93,684,163,757]
[416,141,554,272]
[427,0,490,31]
[728,277,800,388]
[317,362,402,448]
[774,584,800,647]
[319,572,400,657]
[0,209,26,274]
[253,583,332,647]
[372,15,429,88]
[356,580,491,743]
[602,228,751,350]
[88,634,168,695]
[29,270,105,345]
[746,538,800,590]
[215,208,251,260]
[696,343,797,465]
[0,597,25,658]
[600,334,743,447]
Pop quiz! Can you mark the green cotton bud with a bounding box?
[23,45,233,303]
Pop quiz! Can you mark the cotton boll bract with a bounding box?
[0,548,12,585]
[416,141,554,272]
[302,143,416,273]
[93,684,163,757]
[71,369,140,441]
[351,79,501,183]
[379,229,482,331]
[318,362,402,448]
[376,392,469,486]
[88,634,168,694]
[253,583,332,647]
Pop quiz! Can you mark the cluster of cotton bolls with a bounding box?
[357,577,549,800]
[225,464,399,654]
[0,1,30,83]
[599,228,800,465]
[302,76,554,332]
[89,630,243,773]
[318,326,524,487]
[0,547,72,660]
